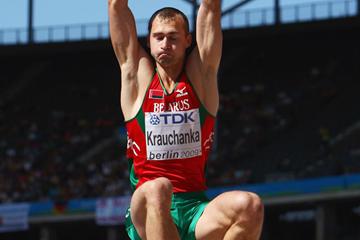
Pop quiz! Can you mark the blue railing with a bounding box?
[0,0,358,45]
[10,173,360,220]
[221,0,357,28]
[281,0,357,23]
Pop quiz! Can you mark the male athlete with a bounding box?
[108,0,264,239]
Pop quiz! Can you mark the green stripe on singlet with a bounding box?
[135,108,145,133]
[199,105,208,127]
[127,158,139,192]
[199,105,215,185]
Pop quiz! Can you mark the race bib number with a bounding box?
[145,109,202,160]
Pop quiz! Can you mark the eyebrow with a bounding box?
[152,32,179,37]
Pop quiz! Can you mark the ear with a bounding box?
[186,33,192,48]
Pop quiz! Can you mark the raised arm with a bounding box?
[196,0,222,72]
[108,0,152,120]
[187,0,222,116]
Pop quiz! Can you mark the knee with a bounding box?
[142,177,173,208]
[230,191,264,224]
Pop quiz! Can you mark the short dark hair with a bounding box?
[148,7,190,34]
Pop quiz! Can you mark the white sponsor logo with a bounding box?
[175,86,188,98]
[127,137,140,156]
[203,131,215,151]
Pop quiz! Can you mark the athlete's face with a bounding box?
[148,15,192,67]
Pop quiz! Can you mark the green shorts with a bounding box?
[125,191,209,240]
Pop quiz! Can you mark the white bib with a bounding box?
[145,109,202,160]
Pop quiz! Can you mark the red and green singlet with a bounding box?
[125,69,215,193]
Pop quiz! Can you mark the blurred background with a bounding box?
[0,0,359,239]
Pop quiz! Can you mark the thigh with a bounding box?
[127,177,174,239]
[195,191,256,240]
[128,186,147,239]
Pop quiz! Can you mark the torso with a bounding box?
[125,69,216,192]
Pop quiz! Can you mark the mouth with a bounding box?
[159,50,171,56]
[159,51,172,57]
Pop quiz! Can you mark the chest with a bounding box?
[143,81,199,113]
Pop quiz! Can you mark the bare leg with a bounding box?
[130,177,180,240]
[195,191,264,240]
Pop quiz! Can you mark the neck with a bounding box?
[156,60,184,84]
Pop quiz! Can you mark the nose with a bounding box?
[161,37,171,50]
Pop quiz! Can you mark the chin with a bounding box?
[157,58,173,66]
